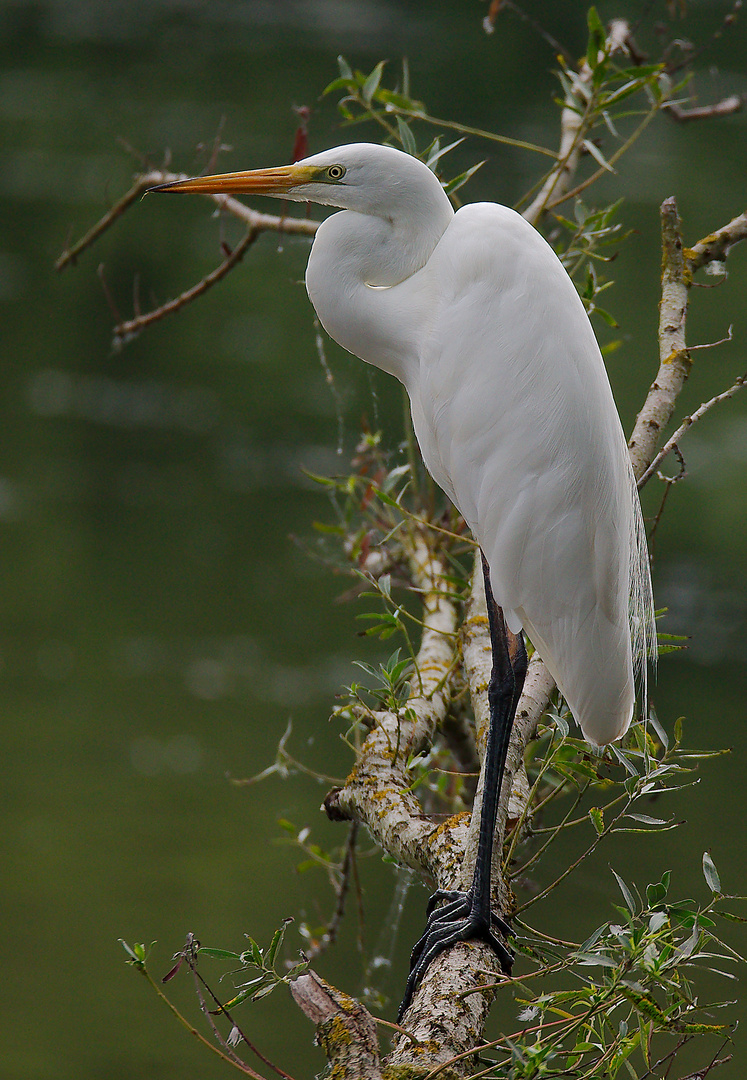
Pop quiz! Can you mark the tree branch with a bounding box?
[289,971,381,1080]
[639,370,746,488]
[112,227,260,346]
[629,201,747,481]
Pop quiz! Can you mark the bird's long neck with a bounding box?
[305,192,454,383]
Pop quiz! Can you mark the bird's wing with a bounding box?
[407,202,640,742]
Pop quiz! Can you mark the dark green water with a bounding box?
[2,2,746,1076]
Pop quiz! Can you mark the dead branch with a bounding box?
[639,370,746,488]
[300,822,359,963]
[112,227,259,347]
[629,200,747,480]
[666,93,745,122]
[55,175,153,271]
[56,169,319,275]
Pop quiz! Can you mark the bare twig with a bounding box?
[639,370,747,489]
[301,821,359,962]
[629,201,747,481]
[112,227,259,346]
[666,93,745,122]
[55,169,319,275]
[55,176,153,271]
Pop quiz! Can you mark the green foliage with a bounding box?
[494,857,740,1079]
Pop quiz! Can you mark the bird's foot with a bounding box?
[396,888,513,1021]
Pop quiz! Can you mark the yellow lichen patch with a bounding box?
[319,1013,354,1050]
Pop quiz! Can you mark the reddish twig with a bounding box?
[112,227,258,346]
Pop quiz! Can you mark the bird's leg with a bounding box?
[397,552,527,1021]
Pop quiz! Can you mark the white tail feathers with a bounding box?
[628,458,656,718]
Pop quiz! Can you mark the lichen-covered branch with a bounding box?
[324,535,462,881]
[686,210,747,273]
[628,197,691,480]
[289,971,381,1080]
[629,200,747,482]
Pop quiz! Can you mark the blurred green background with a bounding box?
[2,1,746,1077]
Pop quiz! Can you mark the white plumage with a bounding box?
[301,144,654,745]
[154,140,654,743]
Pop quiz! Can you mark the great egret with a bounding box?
[151,142,655,1017]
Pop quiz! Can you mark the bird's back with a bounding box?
[407,202,653,744]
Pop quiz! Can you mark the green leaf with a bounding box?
[119,939,147,964]
[582,138,616,174]
[589,806,604,836]
[198,948,242,961]
[443,160,485,196]
[397,117,418,156]
[552,712,569,738]
[713,910,747,923]
[611,868,637,914]
[241,937,263,967]
[647,709,669,750]
[322,76,356,97]
[361,61,386,104]
[610,745,638,776]
[590,305,618,327]
[629,814,668,827]
[253,980,278,1001]
[586,6,606,68]
[337,54,353,81]
[702,851,721,895]
[575,951,617,967]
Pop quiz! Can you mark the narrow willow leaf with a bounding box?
[241,937,263,967]
[703,851,722,895]
[611,868,637,914]
[362,61,385,104]
[443,160,485,196]
[397,117,417,156]
[628,813,668,826]
[198,948,242,961]
[582,138,616,173]
[266,920,291,968]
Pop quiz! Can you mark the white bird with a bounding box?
[152,142,655,1015]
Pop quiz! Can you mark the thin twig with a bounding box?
[666,93,745,122]
[302,821,359,962]
[182,940,298,1080]
[112,228,258,345]
[638,371,747,489]
[55,168,319,276]
[134,958,270,1079]
[55,176,153,271]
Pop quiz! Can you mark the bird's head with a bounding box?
[149,143,450,221]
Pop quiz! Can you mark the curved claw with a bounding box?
[397,889,514,1021]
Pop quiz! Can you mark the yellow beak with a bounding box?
[149,164,317,197]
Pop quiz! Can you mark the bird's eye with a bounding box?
[326,165,346,181]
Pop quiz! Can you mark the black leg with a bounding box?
[397,553,527,1021]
